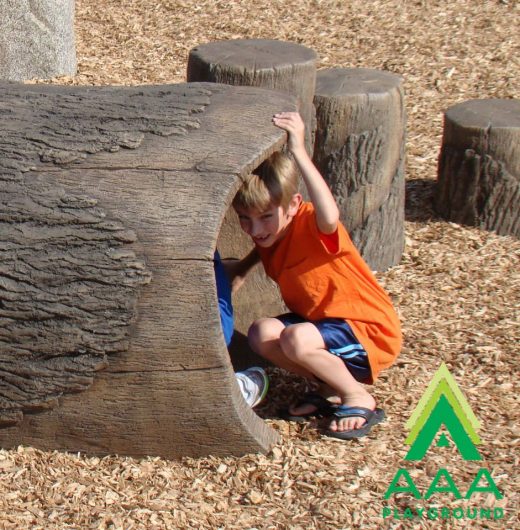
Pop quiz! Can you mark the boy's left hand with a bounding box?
[272,112,306,154]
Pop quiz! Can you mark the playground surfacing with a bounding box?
[1,1,518,528]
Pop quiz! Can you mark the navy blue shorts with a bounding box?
[276,313,372,383]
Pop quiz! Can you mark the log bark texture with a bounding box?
[436,99,520,237]
[188,39,318,352]
[313,68,406,271]
[0,0,76,81]
[0,82,294,457]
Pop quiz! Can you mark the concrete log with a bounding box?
[0,82,295,458]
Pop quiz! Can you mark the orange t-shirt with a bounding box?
[256,202,401,383]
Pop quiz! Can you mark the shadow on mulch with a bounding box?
[253,367,315,421]
[405,178,441,223]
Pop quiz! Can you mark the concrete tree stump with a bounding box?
[313,68,406,271]
[188,39,318,358]
[436,99,520,237]
[0,0,76,81]
[0,81,296,458]
[187,39,317,154]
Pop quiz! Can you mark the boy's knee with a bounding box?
[248,318,282,350]
[280,323,324,360]
[280,325,306,360]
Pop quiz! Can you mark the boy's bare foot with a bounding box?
[328,386,376,433]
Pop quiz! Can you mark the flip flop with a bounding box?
[279,392,338,422]
[324,406,385,440]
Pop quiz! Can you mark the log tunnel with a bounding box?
[0,82,296,458]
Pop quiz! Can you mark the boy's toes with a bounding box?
[328,416,366,433]
[336,416,366,432]
[324,406,386,440]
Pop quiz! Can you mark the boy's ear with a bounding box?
[286,193,302,217]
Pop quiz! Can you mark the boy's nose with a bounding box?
[250,220,263,237]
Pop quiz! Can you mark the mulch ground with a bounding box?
[1,1,519,528]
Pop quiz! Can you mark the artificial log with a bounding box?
[0,0,76,81]
[313,68,406,271]
[0,82,295,458]
[436,99,520,237]
[188,39,318,354]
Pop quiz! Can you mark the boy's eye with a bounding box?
[261,214,273,219]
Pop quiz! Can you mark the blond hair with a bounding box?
[233,152,299,212]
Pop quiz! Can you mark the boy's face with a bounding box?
[235,195,301,248]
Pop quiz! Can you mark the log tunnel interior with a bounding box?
[214,146,288,374]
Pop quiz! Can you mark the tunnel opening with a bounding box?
[213,150,288,373]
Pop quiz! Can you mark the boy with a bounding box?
[232,112,401,440]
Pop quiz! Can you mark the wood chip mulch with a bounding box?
[3,0,519,528]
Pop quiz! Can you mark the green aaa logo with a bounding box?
[405,363,482,461]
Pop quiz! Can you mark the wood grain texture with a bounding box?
[436,99,520,237]
[313,68,406,271]
[0,82,294,457]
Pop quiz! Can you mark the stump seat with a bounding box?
[436,98,520,237]
[187,38,318,154]
[0,82,295,458]
[313,68,406,271]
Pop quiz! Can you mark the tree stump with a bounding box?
[188,39,318,357]
[313,68,406,271]
[0,0,76,81]
[436,99,520,237]
[0,81,295,458]
[187,39,317,154]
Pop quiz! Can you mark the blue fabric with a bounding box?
[276,313,371,383]
[214,251,234,347]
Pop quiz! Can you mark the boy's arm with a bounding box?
[221,248,260,293]
[272,112,339,235]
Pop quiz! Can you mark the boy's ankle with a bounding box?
[339,389,376,408]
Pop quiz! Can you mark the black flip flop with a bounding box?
[279,392,337,422]
[324,406,385,440]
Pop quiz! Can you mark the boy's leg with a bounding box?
[248,318,316,380]
[279,323,375,432]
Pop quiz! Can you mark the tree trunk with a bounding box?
[436,99,520,237]
[0,81,295,458]
[0,0,76,81]
[188,39,318,358]
[313,68,406,271]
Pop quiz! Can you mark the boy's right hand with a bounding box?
[272,112,306,154]
[222,249,260,293]
[273,112,340,235]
